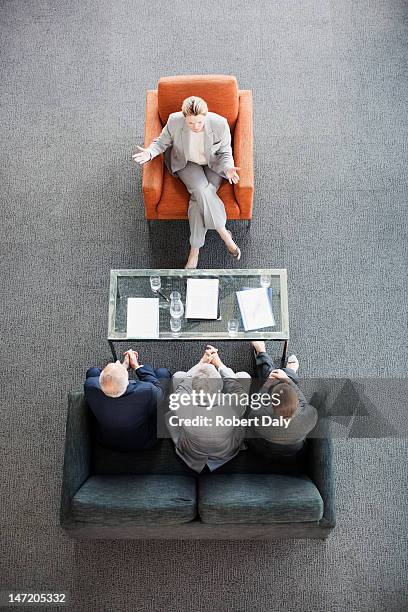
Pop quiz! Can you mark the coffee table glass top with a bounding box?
[108,269,289,340]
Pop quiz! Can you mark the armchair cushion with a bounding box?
[157,75,239,129]
[198,474,324,524]
[156,172,241,219]
[71,475,197,526]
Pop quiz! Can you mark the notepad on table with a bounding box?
[239,286,276,328]
[236,287,275,331]
[185,278,219,320]
[127,297,159,338]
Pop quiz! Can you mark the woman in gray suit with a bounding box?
[133,96,241,269]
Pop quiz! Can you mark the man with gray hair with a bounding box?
[84,349,171,451]
[167,345,251,472]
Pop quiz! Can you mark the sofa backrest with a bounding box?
[157,74,239,129]
[92,438,306,477]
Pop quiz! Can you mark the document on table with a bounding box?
[236,287,275,331]
[185,278,219,320]
[127,297,159,338]
[239,286,275,329]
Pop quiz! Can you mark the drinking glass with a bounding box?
[260,274,271,288]
[227,319,239,337]
[150,275,161,293]
[170,317,182,337]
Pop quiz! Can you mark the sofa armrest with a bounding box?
[142,90,164,219]
[307,437,336,529]
[233,90,254,219]
[60,392,92,525]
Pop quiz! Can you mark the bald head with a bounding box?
[99,362,128,398]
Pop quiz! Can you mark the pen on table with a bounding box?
[155,289,170,302]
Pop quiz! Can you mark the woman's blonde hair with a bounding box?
[181,96,208,117]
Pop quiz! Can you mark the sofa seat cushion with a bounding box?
[71,475,197,526]
[198,474,323,524]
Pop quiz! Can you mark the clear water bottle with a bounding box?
[169,292,184,319]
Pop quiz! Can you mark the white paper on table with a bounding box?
[126,297,159,338]
[236,287,275,331]
[185,278,219,320]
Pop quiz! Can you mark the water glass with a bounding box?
[150,275,161,293]
[227,319,239,337]
[170,317,182,337]
[260,274,271,288]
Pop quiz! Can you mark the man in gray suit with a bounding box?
[166,345,251,473]
[133,96,241,268]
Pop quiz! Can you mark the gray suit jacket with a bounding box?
[145,111,235,179]
[166,363,249,473]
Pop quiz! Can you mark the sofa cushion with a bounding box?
[71,475,197,526]
[198,474,323,524]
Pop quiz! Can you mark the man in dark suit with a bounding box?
[84,349,171,451]
[247,341,318,459]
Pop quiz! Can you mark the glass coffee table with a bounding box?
[108,268,289,366]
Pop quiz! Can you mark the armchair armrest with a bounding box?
[307,437,336,529]
[142,90,164,219]
[233,90,254,219]
[60,392,92,526]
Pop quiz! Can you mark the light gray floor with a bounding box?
[1,1,407,611]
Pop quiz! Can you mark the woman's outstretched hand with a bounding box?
[132,146,151,164]
[226,166,241,184]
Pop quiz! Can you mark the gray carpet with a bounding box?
[1,0,408,610]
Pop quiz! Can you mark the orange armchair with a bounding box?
[141,75,254,225]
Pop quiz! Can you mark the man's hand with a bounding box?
[209,352,223,370]
[206,345,223,370]
[199,348,215,364]
[122,353,130,369]
[226,166,241,184]
[124,349,140,369]
[268,369,290,381]
[199,345,218,364]
[132,146,151,165]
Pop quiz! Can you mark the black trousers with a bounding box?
[254,351,299,385]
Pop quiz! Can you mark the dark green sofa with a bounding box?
[60,393,335,539]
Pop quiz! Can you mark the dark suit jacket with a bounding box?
[84,365,167,451]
